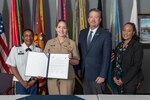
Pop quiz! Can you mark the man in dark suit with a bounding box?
[78,8,112,94]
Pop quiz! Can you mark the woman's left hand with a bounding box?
[69,53,72,59]
[116,79,123,86]
[113,77,123,86]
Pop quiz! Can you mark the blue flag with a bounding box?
[107,0,122,94]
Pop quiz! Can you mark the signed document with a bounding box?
[48,54,69,79]
[25,52,69,79]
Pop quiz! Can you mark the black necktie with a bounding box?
[26,48,32,52]
[87,31,93,48]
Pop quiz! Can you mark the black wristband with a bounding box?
[31,77,37,82]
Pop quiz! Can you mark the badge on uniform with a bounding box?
[16,45,24,55]
[50,44,55,47]
[18,49,24,55]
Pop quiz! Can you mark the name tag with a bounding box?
[18,50,24,55]
[18,52,24,55]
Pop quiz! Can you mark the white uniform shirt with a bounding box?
[6,43,42,81]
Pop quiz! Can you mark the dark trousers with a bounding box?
[15,81,38,95]
[83,80,105,94]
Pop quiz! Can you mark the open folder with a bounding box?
[25,52,69,79]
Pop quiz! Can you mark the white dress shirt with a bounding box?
[6,43,41,81]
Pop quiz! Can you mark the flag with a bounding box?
[130,0,138,34]
[97,0,103,27]
[79,0,87,31]
[39,0,45,34]
[72,0,87,94]
[33,0,45,49]
[72,0,87,44]
[106,50,118,94]
[107,0,121,94]
[32,0,47,95]
[0,13,10,73]
[72,0,79,43]
[110,0,121,49]
[16,0,24,44]
[9,0,19,49]
[56,0,67,37]
[9,0,24,49]
[56,0,67,21]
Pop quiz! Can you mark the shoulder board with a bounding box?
[15,45,21,47]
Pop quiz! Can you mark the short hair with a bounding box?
[23,29,34,35]
[88,8,101,18]
[56,19,68,28]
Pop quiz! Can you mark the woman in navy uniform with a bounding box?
[44,19,80,95]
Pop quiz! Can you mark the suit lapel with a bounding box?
[83,29,89,53]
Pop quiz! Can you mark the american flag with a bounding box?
[0,13,10,73]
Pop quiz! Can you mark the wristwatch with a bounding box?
[31,77,37,82]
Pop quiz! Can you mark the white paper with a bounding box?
[25,52,48,77]
[25,52,69,79]
[48,54,69,79]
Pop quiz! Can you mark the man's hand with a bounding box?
[95,76,105,84]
